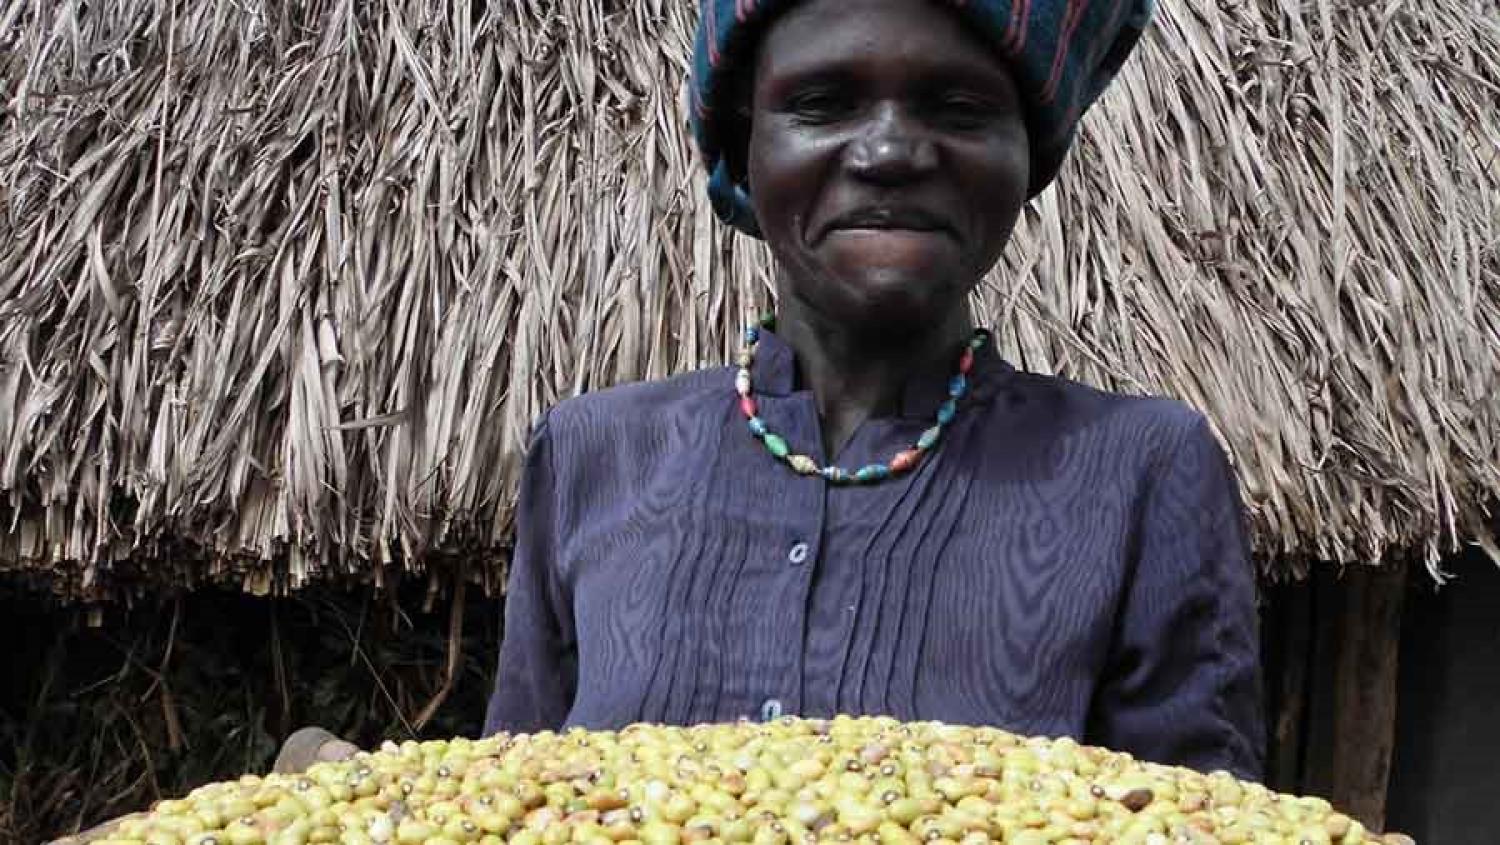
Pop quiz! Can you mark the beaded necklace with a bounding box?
[735,315,990,485]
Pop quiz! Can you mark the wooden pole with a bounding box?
[1262,577,1314,794]
[1326,559,1409,831]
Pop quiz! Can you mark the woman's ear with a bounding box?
[724,72,755,186]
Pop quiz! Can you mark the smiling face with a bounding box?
[743,0,1030,335]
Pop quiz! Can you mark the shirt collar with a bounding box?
[750,328,1013,419]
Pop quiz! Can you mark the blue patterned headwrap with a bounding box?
[689,0,1155,236]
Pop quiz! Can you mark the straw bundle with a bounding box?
[1,0,1496,599]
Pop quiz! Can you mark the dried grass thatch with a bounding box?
[1,0,1496,599]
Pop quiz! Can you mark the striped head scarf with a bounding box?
[689,0,1155,236]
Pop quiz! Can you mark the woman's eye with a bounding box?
[785,90,856,122]
[932,96,1000,128]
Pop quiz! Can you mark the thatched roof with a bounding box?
[1,0,1496,599]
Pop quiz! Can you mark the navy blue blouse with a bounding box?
[484,330,1265,781]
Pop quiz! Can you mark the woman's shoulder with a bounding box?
[1002,368,1209,424]
[991,368,1224,461]
[537,366,734,453]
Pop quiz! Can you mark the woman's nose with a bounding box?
[844,103,938,184]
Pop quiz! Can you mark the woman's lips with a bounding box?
[820,207,956,244]
[825,224,957,247]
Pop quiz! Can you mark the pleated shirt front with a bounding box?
[484,330,1265,780]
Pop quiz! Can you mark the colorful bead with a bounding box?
[917,425,942,450]
[890,449,924,473]
[736,319,984,484]
[789,455,819,475]
[937,399,958,425]
[763,433,790,458]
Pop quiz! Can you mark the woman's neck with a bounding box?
[774,299,974,459]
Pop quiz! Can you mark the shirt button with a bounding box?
[788,542,809,565]
[760,698,784,722]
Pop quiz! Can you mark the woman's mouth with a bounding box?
[824,205,953,239]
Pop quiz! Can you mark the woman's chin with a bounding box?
[822,275,959,333]
[821,228,959,280]
[830,264,964,317]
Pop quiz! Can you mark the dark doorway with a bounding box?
[1386,547,1500,843]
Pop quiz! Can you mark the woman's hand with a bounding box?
[44,728,357,844]
[46,813,143,845]
[271,725,360,774]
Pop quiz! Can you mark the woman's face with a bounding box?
[745,0,1030,333]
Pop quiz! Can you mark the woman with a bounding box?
[483,0,1264,781]
[271,0,1262,783]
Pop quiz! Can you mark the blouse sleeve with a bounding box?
[483,412,578,735]
[1087,410,1266,780]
